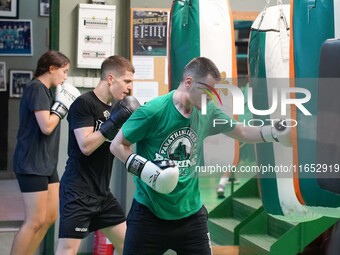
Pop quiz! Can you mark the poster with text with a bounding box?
[132,9,169,56]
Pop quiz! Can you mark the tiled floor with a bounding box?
[0,232,15,255]
[164,246,239,255]
[0,180,24,222]
[0,177,243,255]
[0,180,25,255]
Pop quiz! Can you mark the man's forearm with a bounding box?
[110,129,133,163]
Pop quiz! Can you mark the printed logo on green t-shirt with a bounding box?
[154,127,198,177]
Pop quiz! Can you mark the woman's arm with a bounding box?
[35,110,61,135]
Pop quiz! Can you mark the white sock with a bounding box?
[219,177,229,187]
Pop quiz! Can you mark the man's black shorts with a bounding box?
[123,199,212,255]
[58,185,126,239]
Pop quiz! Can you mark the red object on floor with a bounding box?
[93,230,114,255]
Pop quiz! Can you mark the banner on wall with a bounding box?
[130,8,170,104]
[132,10,169,56]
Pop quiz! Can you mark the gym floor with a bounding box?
[0,176,242,255]
[0,180,25,255]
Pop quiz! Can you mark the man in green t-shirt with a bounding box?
[110,57,291,254]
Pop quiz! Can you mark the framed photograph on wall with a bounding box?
[0,0,18,19]
[0,20,33,56]
[9,70,33,98]
[39,0,50,17]
[0,62,6,92]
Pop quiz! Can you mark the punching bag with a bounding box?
[248,3,320,222]
[316,39,340,194]
[169,0,240,173]
[290,0,340,217]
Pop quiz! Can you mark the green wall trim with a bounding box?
[43,1,59,252]
[50,0,60,50]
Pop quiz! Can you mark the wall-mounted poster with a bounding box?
[39,0,50,17]
[131,9,169,56]
[0,20,33,56]
[0,62,6,91]
[10,70,33,98]
[0,0,18,19]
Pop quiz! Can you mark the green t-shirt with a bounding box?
[122,90,235,220]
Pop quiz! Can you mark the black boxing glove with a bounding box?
[99,96,140,140]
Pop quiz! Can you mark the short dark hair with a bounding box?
[100,56,135,80]
[34,51,70,77]
[181,57,221,82]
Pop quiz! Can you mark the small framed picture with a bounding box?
[39,0,50,17]
[9,70,33,98]
[0,62,6,92]
[0,0,18,19]
[0,20,33,56]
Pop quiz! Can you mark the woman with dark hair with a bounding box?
[10,50,80,255]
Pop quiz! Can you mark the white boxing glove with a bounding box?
[260,119,292,147]
[51,83,81,119]
[126,154,179,194]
